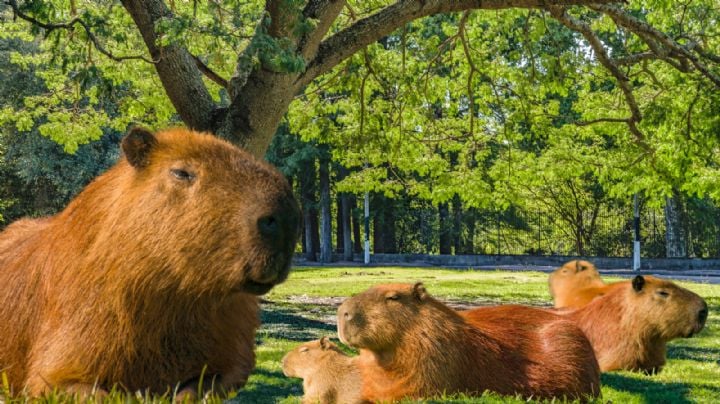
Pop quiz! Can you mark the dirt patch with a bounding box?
[339,271,390,276]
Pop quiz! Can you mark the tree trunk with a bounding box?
[373,194,397,254]
[351,196,362,253]
[462,207,476,254]
[341,193,353,261]
[439,202,452,254]
[319,152,332,263]
[120,0,617,159]
[336,195,344,253]
[452,195,462,255]
[665,190,687,258]
[299,157,318,261]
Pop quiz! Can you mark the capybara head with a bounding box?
[337,282,432,351]
[282,337,344,378]
[626,275,708,339]
[117,127,301,295]
[548,260,602,298]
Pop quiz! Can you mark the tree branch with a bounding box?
[298,0,346,60]
[6,0,154,63]
[192,55,229,88]
[590,3,720,88]
[547,5,650,150]
[300,0,619,86]
[120,0,217,132]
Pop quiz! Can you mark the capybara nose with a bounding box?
[698,304,708,325]
[258,215,280,237]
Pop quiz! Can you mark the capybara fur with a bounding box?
[0,127,301,396]
[337,283,600,402]
[549,260,610,308]
[282,337,361,404]
[565,275,708,374]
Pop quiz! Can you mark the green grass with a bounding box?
[2,267,718,403]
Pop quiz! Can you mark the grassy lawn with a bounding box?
[237,266,720,404]
[2,266,717,403]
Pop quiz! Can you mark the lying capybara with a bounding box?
[0,127,301,397]
[338,283,600,402]
[549,259,608,308]
[564,275,708,374]
[282,337,361,404]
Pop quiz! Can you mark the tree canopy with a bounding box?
[1,0,720,243]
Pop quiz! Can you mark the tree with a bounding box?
[4,1,720,259]
[3,0,669,158]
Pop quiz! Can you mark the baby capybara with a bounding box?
[565,275,708,373]
[0,127,301,397]
[282,337,361,404]
[548,259,609,308]
[337,283,600,402]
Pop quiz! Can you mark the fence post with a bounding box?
[633,194,641,271]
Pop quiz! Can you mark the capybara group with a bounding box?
[0,127,301,396]
[549,259,612,309]
[282,337,361,404]
[565,275,708,373]
[337,283,600,402]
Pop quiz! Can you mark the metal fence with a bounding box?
[469,207,720,258]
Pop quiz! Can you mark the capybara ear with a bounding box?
[413,282,428,301]
[320,336,330,350]
[577,261,587,272]
[632,275,646,292]
[122,126,158,169]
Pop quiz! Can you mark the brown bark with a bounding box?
[120,0,216,132]
[664,191,688,258]
[439,203,452,255]
[114,0,618,158]
[351,196,362,253]
[319,153,333,263]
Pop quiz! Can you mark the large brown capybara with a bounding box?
[0,127,301,397]
[281,337,361,404]
[337,283,601,402]
[565,275,708,374]
[548,259,610,308]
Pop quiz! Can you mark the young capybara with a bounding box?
[0,127,301,397]
[565,275,708,374]
[337,283,601,402]
[281,337,361,404]
[548,259,609,308]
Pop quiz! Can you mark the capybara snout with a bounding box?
[698,302,709,327]
[692,300,708,337]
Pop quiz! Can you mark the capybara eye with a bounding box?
[300,347,309,353]
[170,168,195,182]
[386,294,400,301]
[657,290,670,298]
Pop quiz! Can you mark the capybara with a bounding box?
[548,259,608,308]
[337,283,600,402]
[565,275,708,374]
[0,127,301,397]
[282,337,361,404]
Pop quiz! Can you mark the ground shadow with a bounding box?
[229,369,301,404]
[667,344,720,362]
[258,302,336,342]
